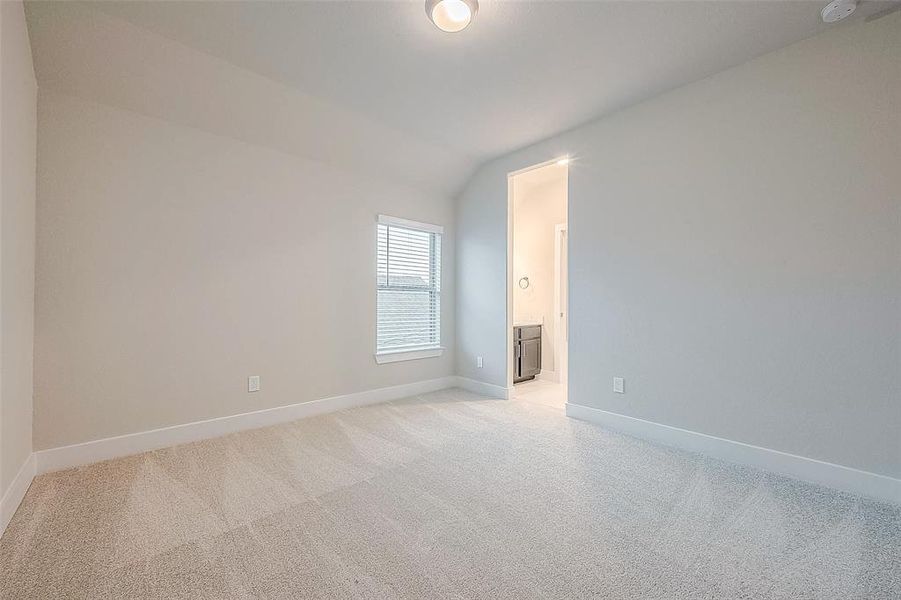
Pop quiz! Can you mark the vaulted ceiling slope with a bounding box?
[25,1,891,197]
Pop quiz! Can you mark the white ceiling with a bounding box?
[25,1,891,197]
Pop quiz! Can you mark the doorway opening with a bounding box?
[507,159,569,408]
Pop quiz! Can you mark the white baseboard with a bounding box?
[1,453,36,539]
[35,376,457,475]
[455,376,511,399]
[566,403,901,505]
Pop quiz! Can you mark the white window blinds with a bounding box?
[376,215,442,355]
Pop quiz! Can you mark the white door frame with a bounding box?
[506,158,570,391]
[553,223,568,386]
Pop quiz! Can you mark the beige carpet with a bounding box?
[1,387,899,599]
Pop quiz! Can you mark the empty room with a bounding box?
[1,1,899,598]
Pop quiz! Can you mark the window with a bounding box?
[375,215,443,363]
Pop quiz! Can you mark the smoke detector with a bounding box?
[821,0,857,23]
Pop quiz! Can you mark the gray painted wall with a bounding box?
[35,91,455,450]
[456,15,900,478]
[0,0,37,498]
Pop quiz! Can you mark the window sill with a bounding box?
[375,347,444,364]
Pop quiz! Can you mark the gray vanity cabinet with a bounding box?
[514,325,541,383]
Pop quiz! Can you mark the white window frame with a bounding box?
[375,214,444,364]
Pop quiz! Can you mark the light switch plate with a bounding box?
[248,375,261,393]
[477,356,483,368]
[613,377,624,394]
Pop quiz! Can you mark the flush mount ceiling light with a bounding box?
[426,0,478,33]
[821,0,856,23]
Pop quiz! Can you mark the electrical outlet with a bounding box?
[248,375,261,393]
[613,377,624,394]
[477,356,483,368]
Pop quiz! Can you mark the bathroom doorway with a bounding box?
[507,158,569,407]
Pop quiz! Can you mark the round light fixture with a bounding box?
[426,0,478,33]
[821,0,856,23]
